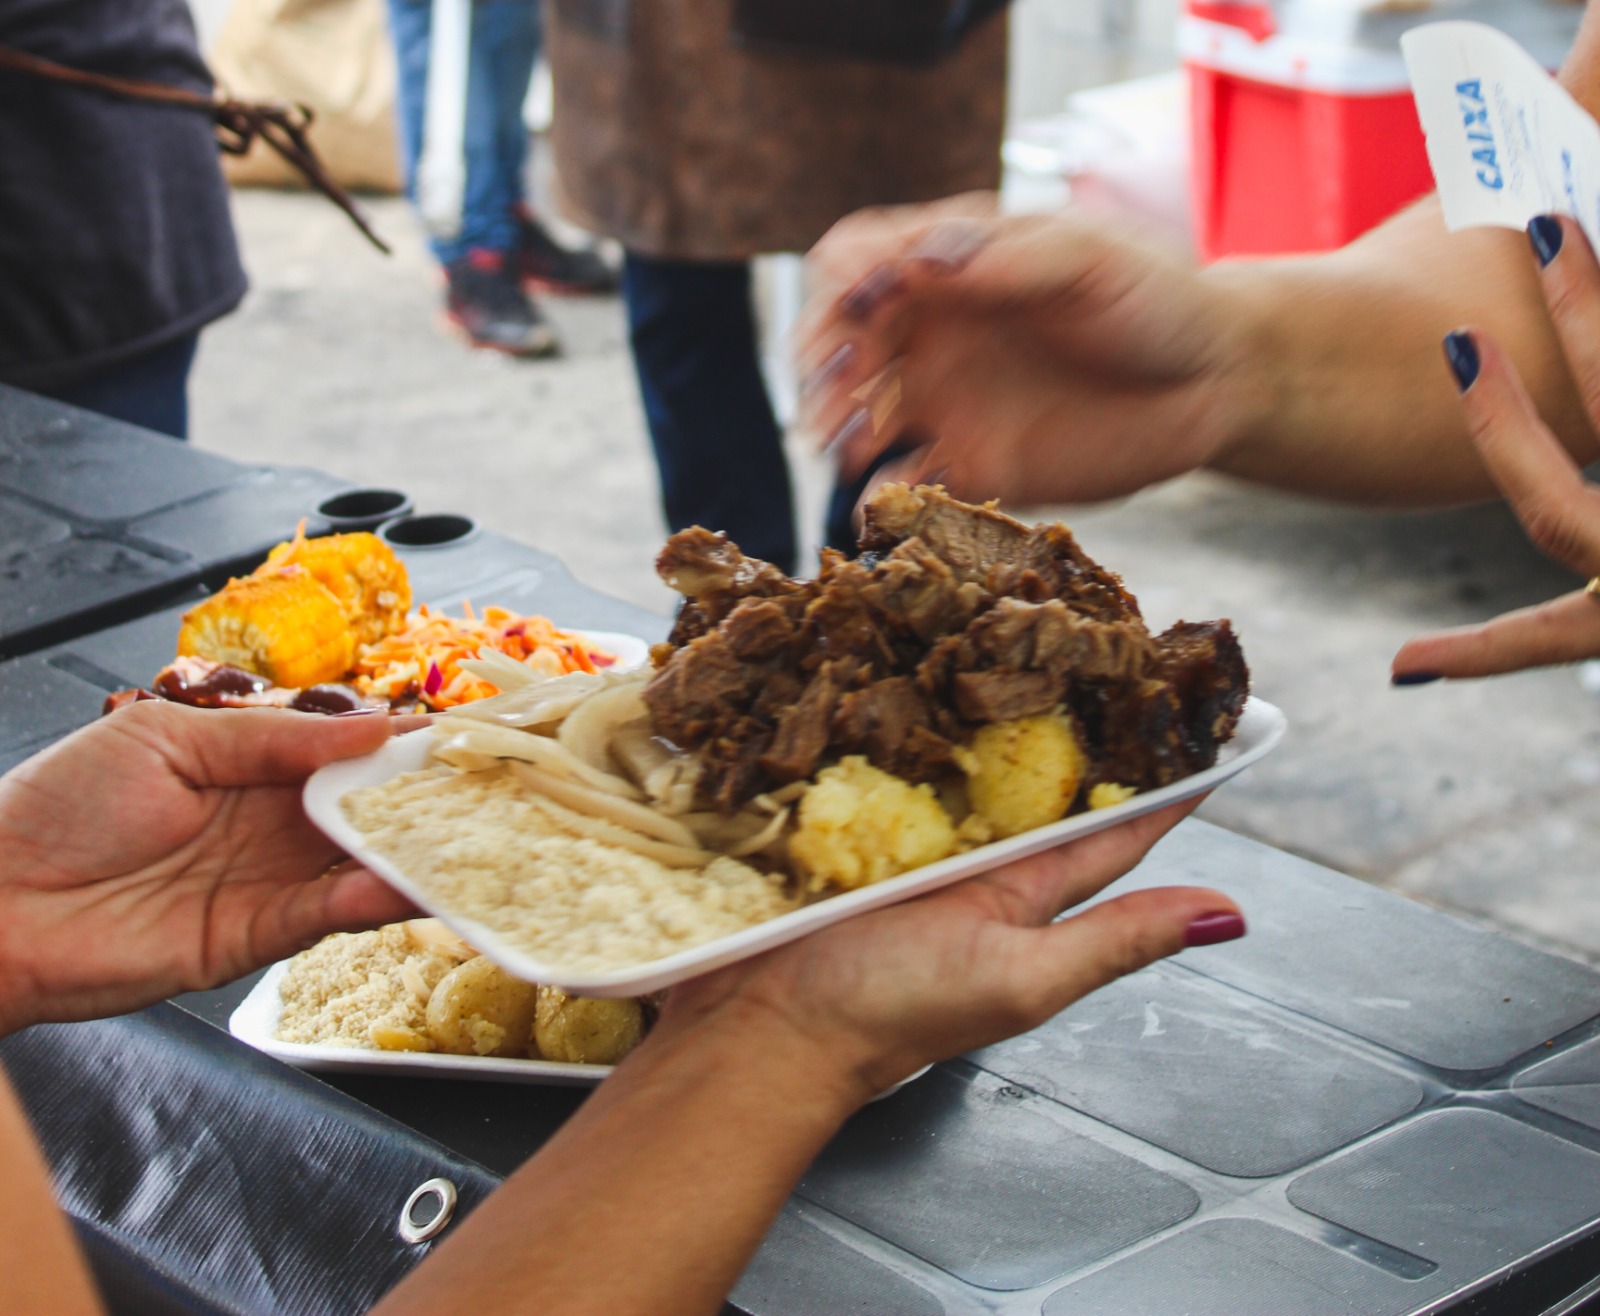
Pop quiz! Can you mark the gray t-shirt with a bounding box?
[0,0,248,388]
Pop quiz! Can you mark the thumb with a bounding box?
[1005,887,1245,1021]
[157,704,396,789]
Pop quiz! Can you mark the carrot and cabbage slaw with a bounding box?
[351,604,617,710]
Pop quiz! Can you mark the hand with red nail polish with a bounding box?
[1392,215,1600,685]
[0,701,415,1034]
[665,793,1238,1102]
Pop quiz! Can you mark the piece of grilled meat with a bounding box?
[645,485,1248,813]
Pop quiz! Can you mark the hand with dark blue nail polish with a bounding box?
[1443,331,1480,392]
[1528,214,1564,268]
[1398,219,1600,684]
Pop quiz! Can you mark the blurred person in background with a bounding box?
[386,0,617,359]
[545,0,1007,576]
[0,0,246,440]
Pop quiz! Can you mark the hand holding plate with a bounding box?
[654,795,1241,1109]
[0,700,415,1034]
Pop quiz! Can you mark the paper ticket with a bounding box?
[1402,21,1600,251]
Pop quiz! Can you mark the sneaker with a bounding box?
[514,207,619,295]
[444,248,560,357]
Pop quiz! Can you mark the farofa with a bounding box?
[278,924,462,1046]
[341,767,795,973]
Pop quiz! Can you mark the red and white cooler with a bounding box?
[1182,0,1582,260]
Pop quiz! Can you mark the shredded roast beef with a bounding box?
[656,528,808,653]
[644,485,1250,811]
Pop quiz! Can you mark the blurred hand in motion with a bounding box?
[797,194,1265,506]
[0,701,415,1034]
[659,795,1241,1104]
[1393,214,1600,685]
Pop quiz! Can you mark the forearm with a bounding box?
[374,1005,864,1316]
[1208,198,1597,505]
[0,1068,106,1315]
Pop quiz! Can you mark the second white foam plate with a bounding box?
[571,629,650,671]
[229,960,933,1098]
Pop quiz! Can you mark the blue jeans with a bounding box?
[386,0,539,266]
[40,333,200,440]
[624,254,891,575]
[624,254,797,574]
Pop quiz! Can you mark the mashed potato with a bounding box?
[1088,782,1138,811]
[964,713,1087,839]
[789,756,958,892]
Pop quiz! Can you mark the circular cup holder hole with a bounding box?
[380,513,479,549]
[316,489,413,533]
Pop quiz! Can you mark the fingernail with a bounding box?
[801,342,856,397]
[1443,331,1480,393]
[1184,911,1246,948]
[1528,214,1564,268]
[842,265,900,321]
[906,221,988,272]
[1392,671,1442,687]
[826,407,871,455]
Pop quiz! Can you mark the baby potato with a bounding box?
[789,756,958,892]
[425,955,539,1058]
[964,713,1087,839]
[534,987,644,1065]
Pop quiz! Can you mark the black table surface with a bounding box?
[0,382,356,662]
[6,389,1600,1316]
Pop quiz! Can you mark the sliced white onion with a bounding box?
[557,678,649,774]
[508,766,711,868]
[443,670,608,728]
[509,761,701,848]
[726,806,791,858]
[458,647,544,692]
[751,781,807,811]
[432,743,504,774]
[612,721,675,790]
[431,722,644,799]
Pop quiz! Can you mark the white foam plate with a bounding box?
[304,697,1286,998]
[229,960,933,1097]
[230,960,610,1085]
[571,629,650,672]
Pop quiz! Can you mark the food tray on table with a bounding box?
[229,959,933,1097]
[229,961,619,1086]
[303,697,1286,998]
[0,512,666,773]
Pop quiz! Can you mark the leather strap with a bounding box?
[0,42,391,254]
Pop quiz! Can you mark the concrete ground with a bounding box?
[195,188,1600,962]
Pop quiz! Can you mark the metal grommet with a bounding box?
[398,1177,458,1244]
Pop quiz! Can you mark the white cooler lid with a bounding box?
[1182,0,1581,93]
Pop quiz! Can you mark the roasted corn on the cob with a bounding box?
[259,528,411,647]
[177,568,354,689]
